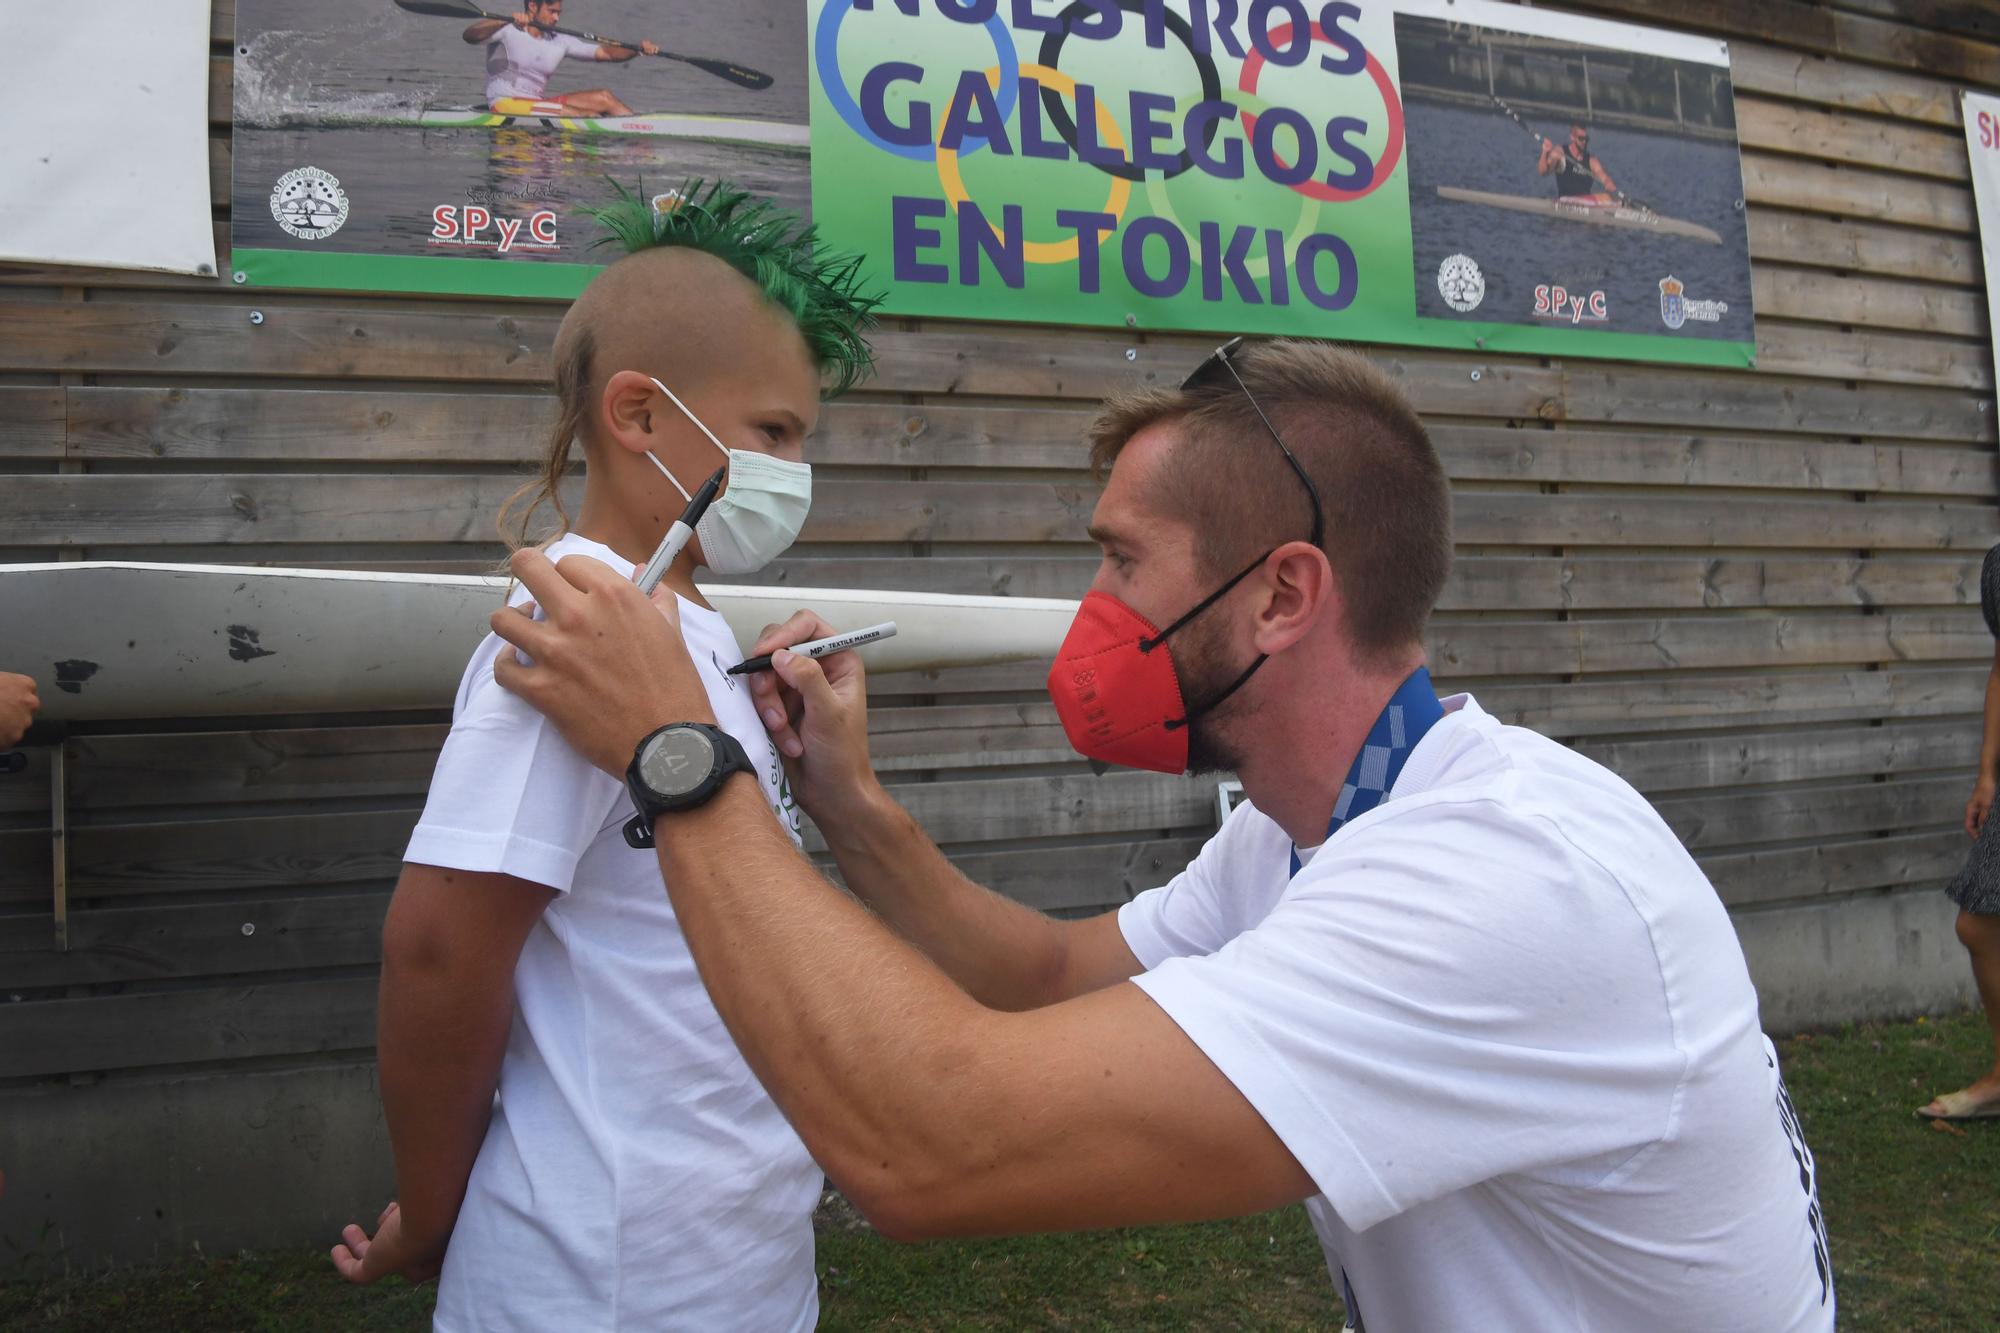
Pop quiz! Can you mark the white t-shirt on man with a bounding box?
[1120,695,1834,1333]
[405,534,820,1333]
[484,24,600,105]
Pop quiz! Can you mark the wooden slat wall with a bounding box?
[2,0,1996,1085]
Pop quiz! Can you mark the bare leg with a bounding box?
[558,89,634,117]
[1919,909,2000,1115]
[1960,910,2000,1087]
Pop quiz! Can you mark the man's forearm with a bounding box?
[655,781,996,1223]
[814,782,1083,1011]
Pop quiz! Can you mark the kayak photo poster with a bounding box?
[809,0,1755,365]
[229,0,809,298]
[230,0,1754,368]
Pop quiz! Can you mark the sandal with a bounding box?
[1916,1088,2000,1121]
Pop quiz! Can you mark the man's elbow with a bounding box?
[836,1158,976,1244]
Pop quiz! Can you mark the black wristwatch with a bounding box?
[622,722,757,849]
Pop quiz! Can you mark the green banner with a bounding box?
[807,0,1755,365]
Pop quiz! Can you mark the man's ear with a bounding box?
[1252,540,1337,657]
[599,370,662,457]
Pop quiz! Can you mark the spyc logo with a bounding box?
[1658,275,1687,330]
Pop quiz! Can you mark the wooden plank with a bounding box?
[0,302,1569,417]
[1575,718,1976,793]
[1755,320,1992,391]
[0,301,561,384]
[1750,210,1981,285]
[0,387,63,458]
[0,891,390,988]
[948,836,1206,912]
[1828,9,2000,86]
[1520,555,1987,612]
[1451,492,1999,552]
[0,474,1103,546]
[1754,267,1987,339]
[1429,609,1988,677]
[1736,95,1969,181]
[1729,41,1961,126]
[0,976,377,1078]
[1704,828,1966,907]
[1742,152,1973,233]
[67,390,1998,497]
[1480,665,1984,738]
[65,725,448,810]
[1828,1,2000,48]
[13,474,1996,551]
[1657,775,1967,851]
[1558,366,1995,444]
[55,810,412,901]
[210,54,230,126]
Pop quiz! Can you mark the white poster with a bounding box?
[0,0,218,276]
[1966,91,2000,396]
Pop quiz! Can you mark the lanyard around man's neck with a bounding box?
[1290,667,1445,876]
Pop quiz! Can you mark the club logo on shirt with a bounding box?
[270,167,349,240]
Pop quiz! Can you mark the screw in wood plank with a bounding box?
[241,922,256,937]
[249,311,265,326]
[1125,348,1137,361]
[232,271,247,284]
[1470,369,1483,382]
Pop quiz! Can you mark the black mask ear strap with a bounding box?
[1138,551,1269,654]
[1165,652,1268,732]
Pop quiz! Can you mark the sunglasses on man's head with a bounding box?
[1181,338,1326,549]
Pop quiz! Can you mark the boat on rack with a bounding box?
[336,105,809,151]
[0,562,1075,723]
[1435,186,1723,245]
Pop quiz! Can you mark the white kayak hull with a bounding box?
[0,563,1077,723]
[1435,186,1724,245]
[373,106,809,150]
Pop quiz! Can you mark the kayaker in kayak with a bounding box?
[1537,123,1619,202]
[463,0,658,118]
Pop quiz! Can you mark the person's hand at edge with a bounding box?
[331,1201,443,1285]
[491,549,711,776]
[1,673,40,748]
[1967,776,1996,839]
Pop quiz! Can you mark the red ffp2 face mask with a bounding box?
[1046,556,1270,774]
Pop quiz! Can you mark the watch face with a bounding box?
[638,727,717,799]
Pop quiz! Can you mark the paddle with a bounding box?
[392,0,775,91]
[1489,96,1663,216]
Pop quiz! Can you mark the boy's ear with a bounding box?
[598,370,662,457]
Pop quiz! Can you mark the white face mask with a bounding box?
[641,375,812,576]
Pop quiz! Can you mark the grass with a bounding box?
[4,1011,1996,1332]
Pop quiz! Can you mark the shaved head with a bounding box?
[556,246,814,453]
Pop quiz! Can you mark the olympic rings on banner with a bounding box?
[815,0,1018,161]
[1141,91,1321,281]
[1237,23,1404,203]
[937,63,1131,265]
[1035,0,1222,183]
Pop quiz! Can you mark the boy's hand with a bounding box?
[492,549,713,775]
[331,1202,442,1285]
[0,673,40,747]
[746,612,878,820]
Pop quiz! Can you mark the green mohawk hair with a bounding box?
[585,177,884,397]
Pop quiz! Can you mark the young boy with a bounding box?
[331,181,879,1330]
